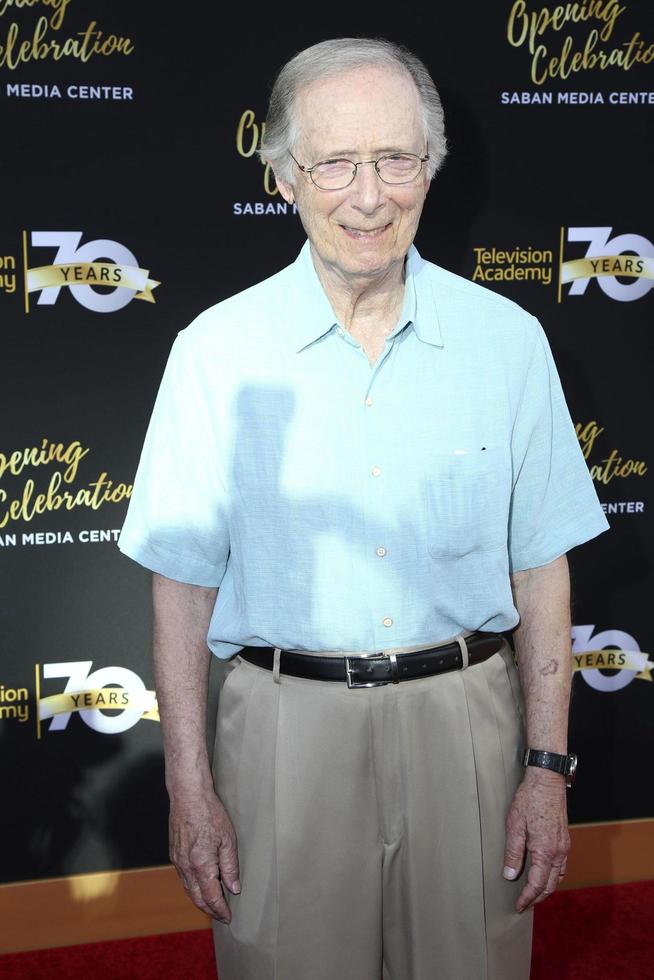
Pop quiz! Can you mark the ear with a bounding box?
[275,172,296,205]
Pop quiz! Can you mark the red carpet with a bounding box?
[1,880,651,978]
[530,879,653,978]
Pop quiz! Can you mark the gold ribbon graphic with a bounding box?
[572,649,653,682]
[39,688,160,721]
[561,256,654,285]
[27,263,160,302]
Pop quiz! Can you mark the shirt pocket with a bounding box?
[423,445,511,559]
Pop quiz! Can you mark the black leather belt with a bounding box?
[239,631,505,688]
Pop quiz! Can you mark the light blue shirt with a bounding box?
[118,241,609,658]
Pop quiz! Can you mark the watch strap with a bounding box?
[523,749,569,775]
[523,748,577,786]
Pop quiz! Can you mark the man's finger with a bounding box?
[181,859,232,921]
[218,833,242,895]
[515,858,550,912]
[534,863,561,904]
[187,847,232,920]
[196,870,232,922]
[183,875,224,919]
[503,820,527,881]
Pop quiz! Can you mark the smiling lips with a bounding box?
[341,223,391,240]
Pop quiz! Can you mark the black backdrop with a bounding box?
[1,1,652,885]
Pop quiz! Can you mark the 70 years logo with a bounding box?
[0,660,160,734]
[560,227,654,302]
[22,231,161,313]
[37,661,159,735]
[572,625,653,692]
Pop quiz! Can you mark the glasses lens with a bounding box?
[311,160,355,190]
[377,155,422,183]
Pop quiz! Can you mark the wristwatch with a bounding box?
[523,748,578,788]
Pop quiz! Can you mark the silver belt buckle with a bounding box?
[345,651,399,688]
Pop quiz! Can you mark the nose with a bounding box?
[348,160,385,214]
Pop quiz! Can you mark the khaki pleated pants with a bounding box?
[211,635,533,980]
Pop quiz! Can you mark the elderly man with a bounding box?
[119,37,608,980]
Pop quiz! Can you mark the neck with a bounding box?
[310,245,406,333]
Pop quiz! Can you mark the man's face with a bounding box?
[276,65,430,283]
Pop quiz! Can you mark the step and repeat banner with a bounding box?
[1,2,652,886]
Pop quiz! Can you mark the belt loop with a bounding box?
[272,647,282,684]
[456,634,469,670]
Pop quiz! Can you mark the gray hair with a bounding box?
[259,38,447,184]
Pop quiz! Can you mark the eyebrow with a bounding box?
[313,147,417,160]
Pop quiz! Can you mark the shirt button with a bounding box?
[371,466,381,477]
[365,396,373,407]
[376,546,387,557]
[383,617,393,628]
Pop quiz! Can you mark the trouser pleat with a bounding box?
[212,658,281,979]
[460,643,534,980]
[381,669,487,980]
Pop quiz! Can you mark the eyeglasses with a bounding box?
[289,149,430,191]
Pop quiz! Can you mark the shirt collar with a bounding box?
[289,239,444,353]
[405,244,444,349]
[289,241,338,353]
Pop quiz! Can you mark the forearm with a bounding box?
[510,554,572,756]
[152,572,218,798]
[153,573,240,917]
[504,554,573,906]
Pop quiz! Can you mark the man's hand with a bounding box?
[169,789,241,922]
[503,768,571,912]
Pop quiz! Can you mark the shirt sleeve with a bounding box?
[118,330,230,587]
[507,318,609,573]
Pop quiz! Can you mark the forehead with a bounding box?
[294,65,424,157]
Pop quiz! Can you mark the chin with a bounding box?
[344,252,396,278]
[336,240,393,266]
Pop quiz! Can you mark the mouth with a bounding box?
[340,223,391,241]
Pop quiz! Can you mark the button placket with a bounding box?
[362,369,397,641]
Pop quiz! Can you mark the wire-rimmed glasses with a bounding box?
[290,150,430,190]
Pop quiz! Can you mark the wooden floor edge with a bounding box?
[1,819,653,954]
[566,817,654,890]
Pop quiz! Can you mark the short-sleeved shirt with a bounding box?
[118,241,609,658]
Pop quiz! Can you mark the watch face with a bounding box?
[566,754,578,786]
